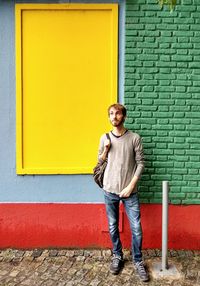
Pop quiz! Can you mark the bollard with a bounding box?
[152,181,181,279]
[162,181,169,271]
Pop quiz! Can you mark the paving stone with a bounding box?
[32,249,43,258]
[186,269,198,280]
[65,250,75,257]
[23,256,34,263]
[177,250,187,257]
[122,266,134,275]
[34,256,46,263]
[74,250,84,256]
[91,250,102,257]
[102,249,112,257]
[39,250,49,258]
[186,250,195,257]
[14,250,25,258]
[55,282,68,286]
[11,257,24,265]
[142,249,149,259]
[24,250,33,257]
[89,278,101,286]
[147,249,157,257]
[57,250,68,256]
[49,249,58,257]
[155,249,162,257]
[170,250,178,257]
[76,256,86,262]
[9,269,21,277]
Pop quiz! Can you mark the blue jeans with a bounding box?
[104,191,143,263]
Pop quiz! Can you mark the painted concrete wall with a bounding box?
[0,0,125,203]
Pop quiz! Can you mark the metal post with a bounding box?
[152,181,180,278]
[162,181,169,271]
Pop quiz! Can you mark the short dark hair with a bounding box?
[108,103,127,117]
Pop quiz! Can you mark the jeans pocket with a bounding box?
[104,190,120,203]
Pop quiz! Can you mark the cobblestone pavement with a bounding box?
[0,249,199,286]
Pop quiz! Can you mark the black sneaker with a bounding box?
[110,254,124,275]
[134,261,149,282]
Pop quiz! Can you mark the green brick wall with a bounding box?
[125,0,200,204]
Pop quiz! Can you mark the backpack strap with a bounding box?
[106,133,111,141]
[105,133,111,153]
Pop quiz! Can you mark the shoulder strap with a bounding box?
[105,133,111,155]
[106,133,111,141]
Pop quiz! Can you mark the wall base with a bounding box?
[0,204,199,249]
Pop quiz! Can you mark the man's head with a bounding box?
[108,103,127,127]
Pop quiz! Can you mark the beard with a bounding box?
[111,117,125,127]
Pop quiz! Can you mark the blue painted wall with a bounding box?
[0,0,125,202]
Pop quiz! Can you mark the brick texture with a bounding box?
[125,0,200,204]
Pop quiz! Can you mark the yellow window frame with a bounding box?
[16,3,118,174]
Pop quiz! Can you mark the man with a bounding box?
[98,103,149,282]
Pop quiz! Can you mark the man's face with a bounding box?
[109,107,126,127]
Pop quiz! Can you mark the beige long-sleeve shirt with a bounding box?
[98,130,144,195]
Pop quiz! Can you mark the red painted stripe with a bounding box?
[0,204,199,249]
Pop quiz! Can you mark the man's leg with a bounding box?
[104,191,123,274]
[123,192,142,262]
[104,191,123,257]
[123,192,149,282]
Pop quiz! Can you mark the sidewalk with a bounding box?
[0,249,199,286]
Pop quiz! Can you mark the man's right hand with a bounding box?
[99,139,111,161]
[104,139,111,151]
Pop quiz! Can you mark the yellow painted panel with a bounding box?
[16,4,118,174]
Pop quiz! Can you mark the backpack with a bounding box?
[93,133,111,188]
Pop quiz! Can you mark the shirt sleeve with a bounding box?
[134,135,145,178]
